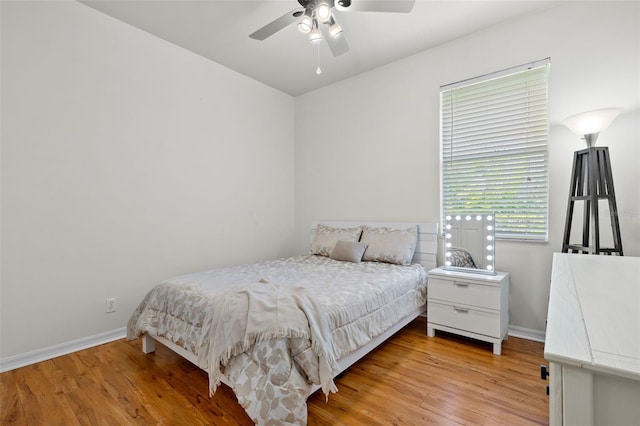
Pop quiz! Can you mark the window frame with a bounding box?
[440,58,551,242]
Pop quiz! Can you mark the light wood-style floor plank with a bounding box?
[1,317,548,425]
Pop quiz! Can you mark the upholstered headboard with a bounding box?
[310,221,438,271]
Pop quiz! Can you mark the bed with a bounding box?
[127,221,438,425]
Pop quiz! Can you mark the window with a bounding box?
[441,58,550,241]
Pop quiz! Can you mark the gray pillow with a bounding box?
[329,240,368,263]
[360,225,418,266]
[310,224,363,257]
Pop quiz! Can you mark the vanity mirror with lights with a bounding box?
[443,213,496,275]
[427,212,509,354]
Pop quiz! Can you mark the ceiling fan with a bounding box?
[249,0,416,57]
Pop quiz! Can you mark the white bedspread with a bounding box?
[127,255,427,425]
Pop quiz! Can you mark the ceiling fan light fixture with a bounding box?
[298,8,313,33]
[316,3,331,22]
[309,26,322,43]
[328,18,343,38]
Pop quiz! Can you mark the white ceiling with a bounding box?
[80,0,559,96]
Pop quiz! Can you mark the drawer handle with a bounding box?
[540,364,549,380]
[453,307,469,313]
[454,282,469,288]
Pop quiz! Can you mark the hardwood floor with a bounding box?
[1,317,549,425]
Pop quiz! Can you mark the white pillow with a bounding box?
[310,224,363,257]
[329,240,368,263]
[360,225,418,266]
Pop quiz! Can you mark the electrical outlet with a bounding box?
[106,298,116,313]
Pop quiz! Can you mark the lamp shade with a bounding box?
[329,21,343,38]
[298,9,313,33]
[309,27,322,43]
[316,3,331,22]
[561,108,622,136]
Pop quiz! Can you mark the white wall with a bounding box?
[1,1,295,359]
[2,1,637,364]
[295,1,640,333]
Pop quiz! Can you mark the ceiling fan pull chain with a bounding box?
[316,42,322,75]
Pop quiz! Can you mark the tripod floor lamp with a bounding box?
[561,108,623,256]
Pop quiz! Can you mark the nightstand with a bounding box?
[427,267,509,355]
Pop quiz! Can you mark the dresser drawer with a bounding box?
[428,277,500,310]
[428,301,501,338]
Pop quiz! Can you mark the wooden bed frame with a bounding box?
[141,221,438,393]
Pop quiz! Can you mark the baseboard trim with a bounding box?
[0,323,545,373]
[508,325,546,343]
[0,327,127,373]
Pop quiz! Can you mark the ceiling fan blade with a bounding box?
[335,0,415,13]
[320,25,349,57]
[249,8,304,40]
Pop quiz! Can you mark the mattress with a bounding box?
[127,254,427,424]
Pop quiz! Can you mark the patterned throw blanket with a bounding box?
[197,281,339,399]
[128,280,340,425]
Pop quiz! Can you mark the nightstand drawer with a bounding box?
[428,301,501,338]
[428,277,500,310]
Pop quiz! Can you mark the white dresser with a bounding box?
[544,253,640,426]
[427,267,509,355]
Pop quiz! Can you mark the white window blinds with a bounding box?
[441,59,550,241]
